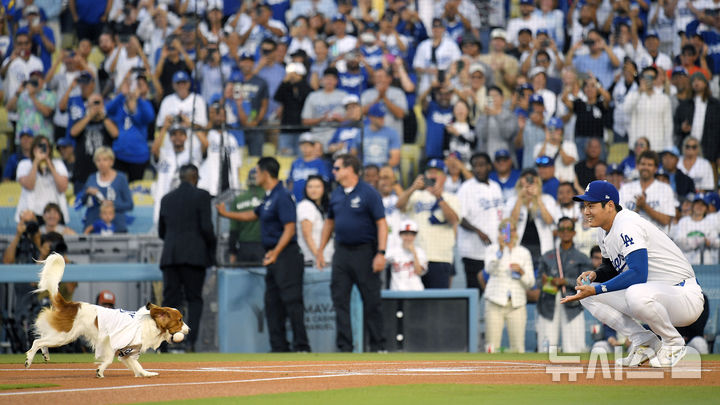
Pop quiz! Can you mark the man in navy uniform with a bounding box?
[216,157,310,352]
[317,154,388,352]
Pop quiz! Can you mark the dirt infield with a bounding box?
[1,359,719,404]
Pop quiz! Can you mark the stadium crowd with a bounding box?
[1,0,719,354]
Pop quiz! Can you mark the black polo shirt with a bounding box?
[328,180,385,245]
[254,182,297,249]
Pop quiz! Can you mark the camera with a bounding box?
[131,66,145,74]
[422,174,436,188]
[93,100,102,106]
[77,74,92,85]
[24,221,39,236]
[525,174,535,185]
[438,69,446,83]
[28,79,38,87]
[583,39,595,46]
[456,60,465,71]
[541,39,550,47]
[119,34,131,44]
[39,143,47,153]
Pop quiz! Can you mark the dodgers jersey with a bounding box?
[619,179,676,232]
[598,209,695,285]
[457,178,504,260]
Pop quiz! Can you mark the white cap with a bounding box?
[298,132,317,144]
[468,63,485,75]
[286,62,307,76]
[398,219,419,233]
[207,0,223,11]
[360,32,376,43]
[491,28,507,40]
[342,94,360,106]
[529,66,547,78]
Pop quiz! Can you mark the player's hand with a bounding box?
[372,253,386,273]
[576,270,596,286]
[560,284,595,304]
[263,249,278,266]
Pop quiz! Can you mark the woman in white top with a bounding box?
[483,218,535,353]
[14,136,69,223]
[39,202,76,235]
[672,196,719,265]
[533,117,578,183]
[296,175,334,267]
[678,137,715,192]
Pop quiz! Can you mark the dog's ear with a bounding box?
[149,307,170,329]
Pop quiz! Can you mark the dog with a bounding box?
[25,253,190,378]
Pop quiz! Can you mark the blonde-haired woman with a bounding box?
[79,147,133,233]
[483,218,535,353]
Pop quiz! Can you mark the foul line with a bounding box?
[0,373,353,397]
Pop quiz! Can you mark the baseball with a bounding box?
[172,332,185,343]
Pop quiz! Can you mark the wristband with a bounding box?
[377,250,386,255]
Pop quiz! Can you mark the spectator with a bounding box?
[296,175,333,267]
[536,156,560,200]
[274,62,312,156]
[534,0,565,50]
[301,67,347,149]
[79,147,133,234]
[506,0,541,47]
[361,104,401,168]
[96,289,116,308]
[386,219,428,291]
[151,119,204,223]
[2,129,34,182]
[607,163,626,191]
[196,41,233,105]
[659,146,696,199]
[557,181,582,222]
[477,85,516,160]
[483,218,535,353]
[536,216,591,353]
[256,38,286,124]
[534,117,578,183]
[159,164,216,352]
[670,67,692,114]
[155,71,208,133]
[623,66,673,151]
[528,67,557,118]
[489,149,521,201]
[227,168,265,265]
[104,72,155,183]
[337,52,370,98]
[520,34,564,80]
[675,72,720,171]
[287,17,315,60]
[413,17,461,95]
[69,0,109,42]
[456,61,489,124]
[478,29,519,97]
[574,137,604,190]
[328,94,362,158]
[69,93,118,192]
[443,99,476,162]
[1,32,44,126]
[457,152,504,297]
[675,44,711,82]
[619,150,677,232]
[83,200,116,235]
[15,136,69,223]
[609,58,639,142]
[39,202,75,235]
[363,164,380,189]
[678,137,715,193]
[378,165,407,254]
[672,195,719,265]
[137,5,180,69]
[635,31,673,73]
[620,136,650,181]
[13,5,55,73]
[197,95,243,196]
[436,0,472,42]
[327,14,357,60]
[396,159,460,288]
[444,153,472,194]
[59,69,96,139]
[505,169,559,266]
[420,84,454,160]
[316,154,387,352]
[561,75,610,161]
[107,35,153,94]
[515,94,546,170]
[566,29,620,89]
[288,133,331,202]
[377,11,409,63]
[309,39,330,90]
[361,68,408,142]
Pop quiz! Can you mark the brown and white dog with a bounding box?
[25,253,190,378]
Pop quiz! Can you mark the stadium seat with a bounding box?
[0,182,21,207]
[262,142,276,157]
[0,106,14,136]
[277,156,294,181]
[129,179,155,206]
[238,156,259,187]
[607,142,629,164]
[400,144,421,188]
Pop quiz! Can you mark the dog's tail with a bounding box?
[35,253,66,298]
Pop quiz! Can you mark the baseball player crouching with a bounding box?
[561,181,704,367]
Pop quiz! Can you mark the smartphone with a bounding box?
[438,69,446,83]
[28,79,39,87]
[503,223,511,243]
[583,39,595,46]
[39,143,47,153]
[422,174,436,188]
[456,60,465,72]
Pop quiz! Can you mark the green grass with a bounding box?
[0,383,58,390]
[3,352,720,364]
[136,384,720,405]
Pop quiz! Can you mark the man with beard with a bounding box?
[619,151,676,233]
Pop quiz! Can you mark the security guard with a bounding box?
[317,154,387,352]
[217,157,310,352]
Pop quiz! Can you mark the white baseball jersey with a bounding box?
[597,209,695,286]
[198,129,243,196]
[619,179,676,232]
[457,178,504,260]
[95,306,144,359]
[387,245,428,291]
[671,215,720,265]
[155,93,208,128]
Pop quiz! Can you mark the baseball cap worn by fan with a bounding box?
[573,180,619,205]
[398,219,419,234]
[495,149,511,160]
[298,132,317,144]
[529,93,544,106]
[426,158,446,172]
[172,71,191,83]
[343,94,360,106]
[547,116,564,130]
[368,103,386,117]
[97,290,116,307]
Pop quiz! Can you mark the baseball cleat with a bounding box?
[617,342,659,367]
[649,345,687,368]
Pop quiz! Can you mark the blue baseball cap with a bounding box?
[368,103,386,117]
[535,155,554,167]
[529,93,544,106]
[494,149,511,160]
[519,0,534,5]
[703,192,720,210]
[548,116,563,130]
[608,163,623,175]
[229,70,244,83]
[172,71,191,83]
[426,158,446,172]
[536,28,550,36]
[646,31,660,39]
[19,128,34,137]
[56,137,73,147]
[209,93,223,106]
[239,51,255,61]
[672,66,688,76]
[332,15,346,23]
[518,82,534,92]
[661,146,680,157]
[573,180,619,205]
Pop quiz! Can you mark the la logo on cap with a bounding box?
[585,184,591,192]
[605,195,610,199]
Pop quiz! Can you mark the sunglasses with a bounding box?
[685,144,699,149]
[332,166,342,171]
[535,156,553,166]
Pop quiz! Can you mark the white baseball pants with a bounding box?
[581,278,704,347]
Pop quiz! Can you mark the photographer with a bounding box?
[107,34,151,94]
[7,70,55,142]
[69,93,118,192]
[155,35,194,99]
[13,5,56,73]
[1,32,44,125]
[196,41,232,103]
